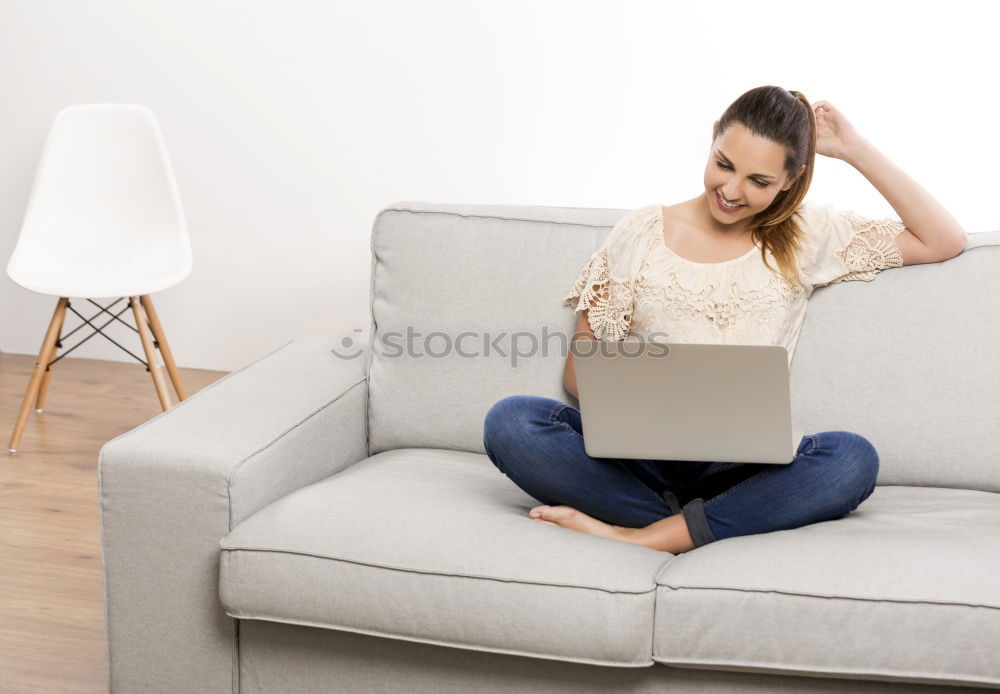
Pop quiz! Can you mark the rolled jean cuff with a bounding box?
[682,498,717,547]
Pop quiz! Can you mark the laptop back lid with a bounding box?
[572,340,799,464]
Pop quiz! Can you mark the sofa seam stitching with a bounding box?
[376,206,622,229]
[232,613,654,667]
[649,655,1000,687]
[655,584,999,611]
[219,546,657,596]
[366,208,378,458]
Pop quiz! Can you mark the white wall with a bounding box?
[0,0,995,371]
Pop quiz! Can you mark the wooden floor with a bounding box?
[0,351,227,693]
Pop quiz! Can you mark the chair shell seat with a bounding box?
[6,102,191,299]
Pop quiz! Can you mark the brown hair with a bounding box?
[713,85,815,288]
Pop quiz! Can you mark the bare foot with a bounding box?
[529,505,642,545]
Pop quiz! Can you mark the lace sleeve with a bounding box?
[802,204,906,289]
[562,205,658,341]
[563,247,635,342]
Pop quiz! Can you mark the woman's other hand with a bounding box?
[813,100,865,161]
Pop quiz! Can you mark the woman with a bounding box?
[481,86,966,554]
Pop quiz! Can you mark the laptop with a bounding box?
[571,339,805,465]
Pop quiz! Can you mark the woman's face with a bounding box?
[702,121,799,225]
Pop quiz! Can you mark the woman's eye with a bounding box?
[715,161,769,188]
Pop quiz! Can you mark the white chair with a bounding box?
[6,103,192,453]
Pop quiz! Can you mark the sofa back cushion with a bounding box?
[790,227,999,492]
[366,201,1000,493]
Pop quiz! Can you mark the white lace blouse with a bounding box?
[563,202,906,367]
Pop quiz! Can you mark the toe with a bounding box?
[543,505,576,521]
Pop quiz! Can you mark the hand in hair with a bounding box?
[813,101,865,161]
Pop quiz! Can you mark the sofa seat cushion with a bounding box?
[652,485,1000,689]
[219,448,674,667]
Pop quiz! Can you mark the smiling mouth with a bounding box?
[715,191,745,208]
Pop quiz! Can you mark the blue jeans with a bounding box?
[482,395,879,548]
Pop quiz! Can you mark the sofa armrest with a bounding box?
[98,337,367,692]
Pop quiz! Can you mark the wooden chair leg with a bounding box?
[34,298,68,412]
[139,294,187,401]
[130,296,173,411]
[9,297,69,454]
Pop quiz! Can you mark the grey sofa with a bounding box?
[98,200,1000,693]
